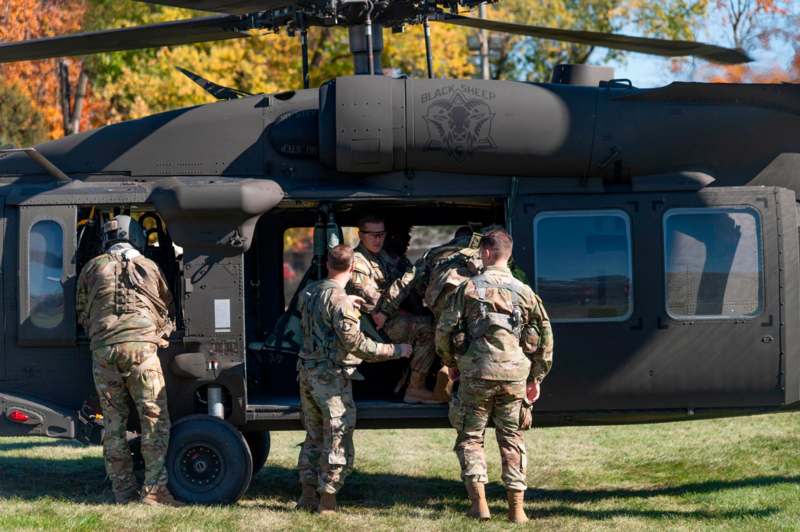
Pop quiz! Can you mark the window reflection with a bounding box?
[29,220,64,329]
[664,208,762,318]
[534,211,632,322]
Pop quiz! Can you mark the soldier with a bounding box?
[348,215,438,403]
[76,215,180,506]
[373,226,481,401]
[296,244,412,514]
[436,229,553,523]
[375,226,477,320]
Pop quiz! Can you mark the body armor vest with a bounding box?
[298,282,338,363]
[113,253,171,335]
[467,275,526,342]
[424,245,481,311]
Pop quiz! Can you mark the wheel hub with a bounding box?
[179,444,224,490]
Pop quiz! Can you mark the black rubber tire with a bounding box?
[166,415,253,505]
[243,431,271,477]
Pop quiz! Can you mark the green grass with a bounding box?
[1,412,799,530]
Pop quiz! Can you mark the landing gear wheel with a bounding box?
[166,415,253,504]
[243,431,271,478]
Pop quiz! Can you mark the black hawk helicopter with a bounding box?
[0,0,797,505]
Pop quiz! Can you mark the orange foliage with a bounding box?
[0,0,105,139]
[707,0,799,83]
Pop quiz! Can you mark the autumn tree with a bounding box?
[483,0,710,81]
[0,0,104,138]
[705,0,799,82]
[0,82,47,146]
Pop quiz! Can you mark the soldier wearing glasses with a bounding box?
[347,215,438,403]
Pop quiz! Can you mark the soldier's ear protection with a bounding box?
[102,215,146,251]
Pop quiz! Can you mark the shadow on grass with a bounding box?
[0,439,83,453]
[527,476,800,503]
[0,448,794,521]
[248,464,794,520]
[0,454,110,503]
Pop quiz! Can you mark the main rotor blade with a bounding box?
[135,0,294,15]
[0,15,249,63]
[436,14,752,65]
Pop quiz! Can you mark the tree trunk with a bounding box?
[68,63,88,135]
[57,59,71,136]
[57,59,90,136]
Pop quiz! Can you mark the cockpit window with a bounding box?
[664,207,763,319]
[29,220,65,329]
[534,210,633,322]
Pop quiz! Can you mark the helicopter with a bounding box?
[0,0,797,506]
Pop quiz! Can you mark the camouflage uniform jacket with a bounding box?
[348,243,405,314]
[378,235,481,317]
[298,279,404,369]
[76,247,174,351]
[436,265,553,383]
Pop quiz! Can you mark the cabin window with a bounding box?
[28,220,65,329]
[663,207,763,319]
[533,210,633,322]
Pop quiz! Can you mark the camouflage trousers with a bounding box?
[449,378,527,491]
[92,341,170,498]
[297,366,357,495]
[383,313,436,375]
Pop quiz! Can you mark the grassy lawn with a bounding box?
[0,411,799,531]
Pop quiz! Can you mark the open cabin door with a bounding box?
[513,187,788,413]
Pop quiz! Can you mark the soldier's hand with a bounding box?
[372,311,388,330]
[348,295,366,309]
[526,381,541,403]
[448,367,460,382]
[398,344,413,358]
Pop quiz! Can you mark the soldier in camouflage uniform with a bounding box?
[436,229,553,523]
[373,226,482,401]
[76,215,181,506]
[296,244,412,514]
[347,215,437,403]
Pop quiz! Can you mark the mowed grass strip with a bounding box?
[0,411,798,531]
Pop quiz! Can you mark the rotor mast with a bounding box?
[349,24,383,75]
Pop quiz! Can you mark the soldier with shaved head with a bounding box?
[296,244,412,514]
[436,229,554,523]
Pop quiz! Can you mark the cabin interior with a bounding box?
[244,198,504,407]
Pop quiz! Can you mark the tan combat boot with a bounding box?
[296,484,320,511]
[403,370,443,404]
[506,489,528,523]
[318,492,337,515]
[141,485,186,507]
[431,366,453,403]
[465,481,491,520]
